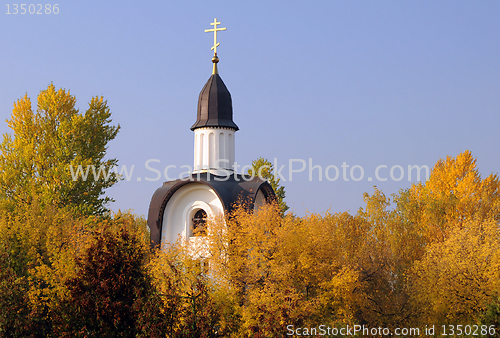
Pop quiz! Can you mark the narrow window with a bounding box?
[192,209,207,236]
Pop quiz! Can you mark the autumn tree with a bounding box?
[396,150,500,244]
[205,203,364,336]
[0,204,152,336]
[53,225,151,337]
[0,84,122,334]
[0,202,92,337]
[174,259,230,337]
[0,84,120,215]
[410,219,500,324]
[0,250,33,337]
[480,294,500,337]
[394,150,500,325]
[247,157,289,214]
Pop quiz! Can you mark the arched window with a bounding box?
[192,209,207,236]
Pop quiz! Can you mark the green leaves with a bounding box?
[247,157,289,215]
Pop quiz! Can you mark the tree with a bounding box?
[247,157,289,214]
[147,241,240,338]
[0,202,91,337]
[480,294,500,337]
[393,151,500,325]
[54,227,152,338]
[0,84,120,215]
[396,150,500,244]
[0,250,33,337]
[205,203,363,335]
[410,219,500,324]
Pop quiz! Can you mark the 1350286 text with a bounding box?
[6,4,59,14]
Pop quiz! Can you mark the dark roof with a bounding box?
[147,172,276,248]
[190,74,239,131]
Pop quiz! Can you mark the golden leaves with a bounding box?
[0,84,120,216]
[403,150,500,243]
[410,219,500,323]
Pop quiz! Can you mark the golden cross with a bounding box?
[205,18,226,56]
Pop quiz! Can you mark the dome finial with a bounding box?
[205,18,226,74]
[212,54,219,74]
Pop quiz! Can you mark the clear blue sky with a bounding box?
[1,1,499,217]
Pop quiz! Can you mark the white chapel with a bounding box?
[147,19,276,248]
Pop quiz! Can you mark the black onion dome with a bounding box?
[191,73,239,131]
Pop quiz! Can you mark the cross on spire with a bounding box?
[205,18,226,57]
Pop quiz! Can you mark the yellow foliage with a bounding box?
[319,266,363,323]
[1,150,498,334]
[403,150,500,243]
[0,84,120,215]
[0,203,149,335]
[204,202,369,334]
[410,218,500,324]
